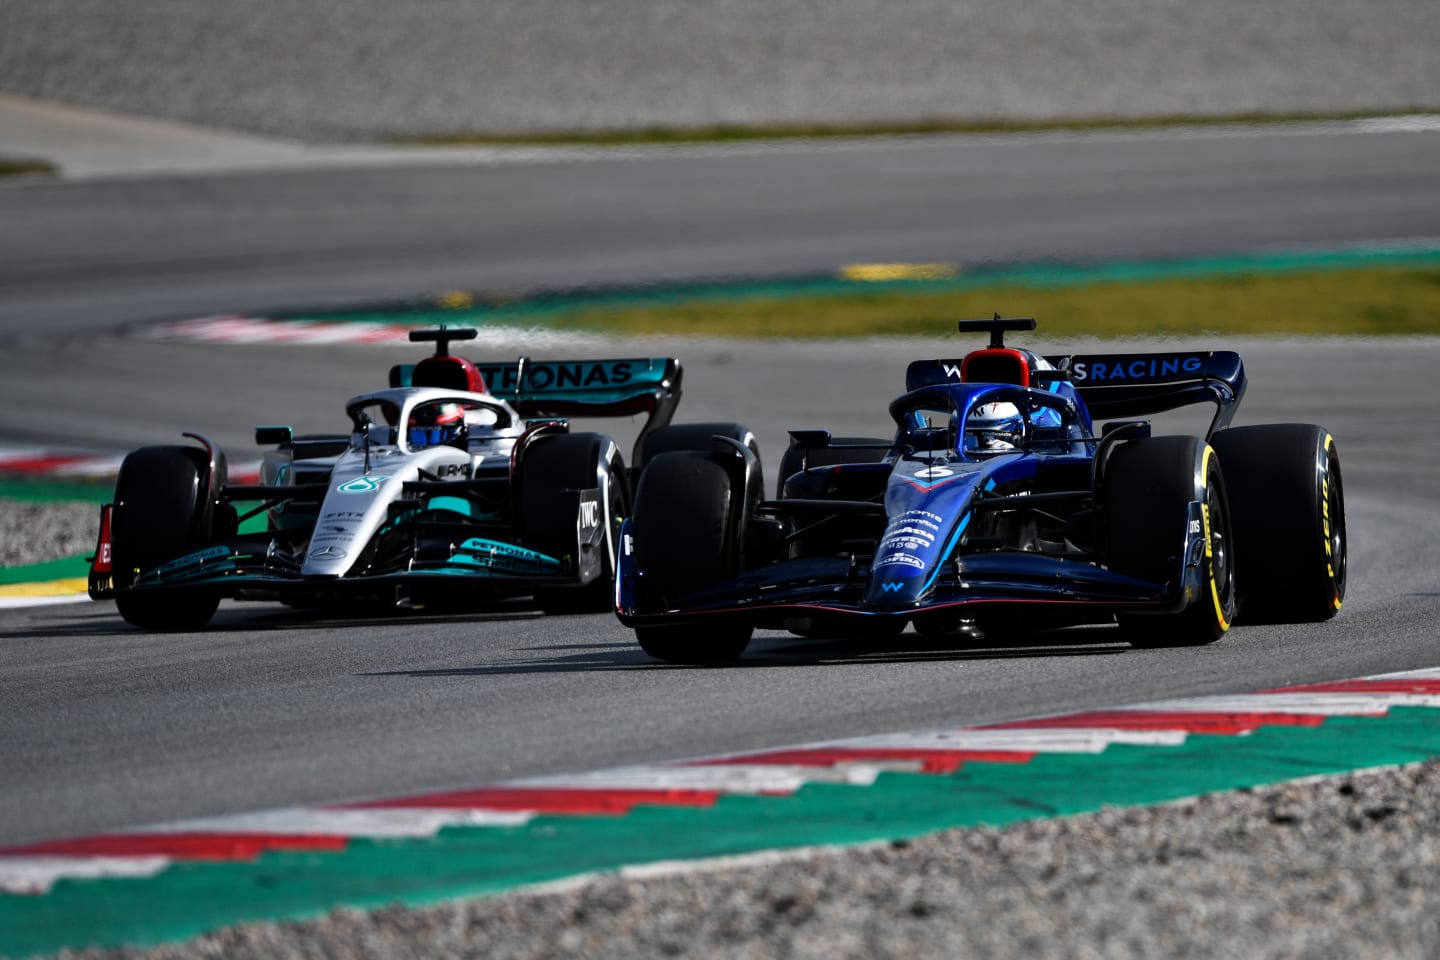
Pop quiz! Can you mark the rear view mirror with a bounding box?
[255,425,294,446]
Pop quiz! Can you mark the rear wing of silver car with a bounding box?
[390,356,684,455]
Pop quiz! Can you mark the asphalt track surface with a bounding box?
[1,125,1439,846]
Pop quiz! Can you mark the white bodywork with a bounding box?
[264,387,532,578]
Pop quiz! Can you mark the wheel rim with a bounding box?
[1207,481,1234,611]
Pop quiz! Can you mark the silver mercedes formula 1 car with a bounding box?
[89,327,734,629]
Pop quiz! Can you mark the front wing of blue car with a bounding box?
[614,506,1214,632]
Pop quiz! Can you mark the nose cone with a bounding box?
[863,571,926,609]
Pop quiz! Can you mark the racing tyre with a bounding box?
[776,437,891,497]
[638,422,762,474]
[520,433,629,614]
[630,451,752,662]
[786,615,907,642]
[1104,436,1236,647]
[1211,424,1346,623]
[635,624,752,664]
[110,445,220,630]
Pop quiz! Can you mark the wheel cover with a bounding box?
[1207,485,1231,595]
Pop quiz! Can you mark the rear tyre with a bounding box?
[630,451,751,662]
[111,445,220,630]
[520,433,629,614]
[1211,424,1346,623]
[1104,436,1236,648]
[776,436,891,497]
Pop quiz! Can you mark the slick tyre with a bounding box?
[637,421,764,526]
[786,616,906,642]
[776,437,892,497]
[638,422,762,474]
[630,451,751,663]
[635,624,751,664]
[1105,436,1237,648]
[111,445,220,631]
[520,433,629,614]
[1210,424,1346,623]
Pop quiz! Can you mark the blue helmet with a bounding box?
[408,402,467,449]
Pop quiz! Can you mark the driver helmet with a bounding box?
[965,401,1025,452]
[408,401,467,449]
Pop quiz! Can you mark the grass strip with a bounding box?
[0,158,57,177]
[550,265,1440,338]
[0,554,89,586]
[284,263,1440,339]
[396,109,1438,147]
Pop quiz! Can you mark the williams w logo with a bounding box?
[880,581,904,593]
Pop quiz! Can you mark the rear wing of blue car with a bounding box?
[907,350,1246,438]
[1047,351,1246,436]
[391,355,684,447]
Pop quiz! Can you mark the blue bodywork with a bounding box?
[616,339,1247,634]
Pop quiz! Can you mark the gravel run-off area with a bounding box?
[47,762,1440,960]
[0,500,97,567]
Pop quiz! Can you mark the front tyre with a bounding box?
[1105,436,1237,648]
[636,624,752,664]
[115,592,220,632]
[1211,424,1346,623]
[110,445,220,630]
[629,451,751,662]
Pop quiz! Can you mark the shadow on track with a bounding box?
[0,599,546,640]
[364,624,1133,678]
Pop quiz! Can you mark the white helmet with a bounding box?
[966,401,1024,452]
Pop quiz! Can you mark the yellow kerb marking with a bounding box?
[438,291,475,309]
[0,577,90,598]
[841,263,958,282]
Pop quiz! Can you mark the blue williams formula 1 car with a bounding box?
[616,317,1347,662]
[89,327,744,630]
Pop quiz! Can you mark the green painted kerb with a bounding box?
[282,243,1440,328]
[0,477,109,505]
[0,555,89,586]
[4,709,1440,958]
